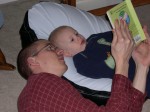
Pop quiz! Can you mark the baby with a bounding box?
[49,25,150,98]
[49,26,87,57]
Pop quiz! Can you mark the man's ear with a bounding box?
[27,57,39,66]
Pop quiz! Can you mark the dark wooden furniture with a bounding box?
[0,49,15,70]
[61,0,150,16]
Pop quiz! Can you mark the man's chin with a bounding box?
[62,66,68,74]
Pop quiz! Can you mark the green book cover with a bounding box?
[106,0,146,44]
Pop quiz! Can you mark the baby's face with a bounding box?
[56,27,86,56]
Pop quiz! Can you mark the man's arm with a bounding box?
[130,26,150,112]
[132,25,150,93]
[69,74,137,112]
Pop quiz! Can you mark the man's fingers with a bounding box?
[112,29,117,46]
[120,20,127,39]
[115,19,124,42]
[121,19,132,40]
[143,25,150,43]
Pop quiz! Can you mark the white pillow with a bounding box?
[28,2,112,91]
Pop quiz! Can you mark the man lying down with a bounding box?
[19,2,150,106]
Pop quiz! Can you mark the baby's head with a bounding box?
[49,26,86,57]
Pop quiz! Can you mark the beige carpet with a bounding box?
[0,0,150,112]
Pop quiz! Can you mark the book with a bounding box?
[106,0,146,44]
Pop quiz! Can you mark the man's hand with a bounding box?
[132,25,150,67]
[132,26,150,93]
[111,19,134,76]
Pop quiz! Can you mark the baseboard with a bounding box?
[0,0,17,4]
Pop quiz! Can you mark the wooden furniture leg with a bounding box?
[0,49,16,70]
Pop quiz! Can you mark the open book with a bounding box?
[106,0,146,44]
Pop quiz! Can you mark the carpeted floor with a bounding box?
[0,0,150,112]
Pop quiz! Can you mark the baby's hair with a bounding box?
[49,26,73,40]
[48,25,73,45]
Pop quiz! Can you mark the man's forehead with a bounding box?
[31,41,52,57]
[37,40,50,46]
[37,43,50,49]
[34,40,50,50]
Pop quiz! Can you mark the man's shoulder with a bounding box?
[29,73,64,85]
[18,73,73,102]
[28,73,74,90]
